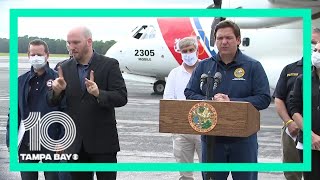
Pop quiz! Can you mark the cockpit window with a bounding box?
[132,25,156,39]
[131,26,138,33]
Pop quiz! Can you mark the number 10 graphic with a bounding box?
[22,111,76,152]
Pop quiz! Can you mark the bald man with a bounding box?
[48,26,128,180]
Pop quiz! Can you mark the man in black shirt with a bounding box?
[273,27,320,180]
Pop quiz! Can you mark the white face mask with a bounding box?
[312,51,320,68]
[29,55,46,70]
[181,51,198,66]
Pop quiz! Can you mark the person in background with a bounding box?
[54,42,73,71]
[290,42,320,180]
[6,39,63,180]
[273,27,320,180]
[163,36,202,180]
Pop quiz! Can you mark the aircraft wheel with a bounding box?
[153,80,166,95]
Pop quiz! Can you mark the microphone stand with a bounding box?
[205,74,215,180]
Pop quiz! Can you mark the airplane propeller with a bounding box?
[207,0,222,9]
[312,11,320,20]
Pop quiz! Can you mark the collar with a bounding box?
[181,60,199,74]
[75,50,95,66]
[297,58,303,66]
[180,63,191,74]
[215,49,243,66]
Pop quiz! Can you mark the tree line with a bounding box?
[0,35,116,55]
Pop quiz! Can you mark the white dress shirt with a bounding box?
[163,64,191,100]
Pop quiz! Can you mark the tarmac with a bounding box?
[0,57,287,179]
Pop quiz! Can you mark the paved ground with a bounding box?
[0,57,287,179]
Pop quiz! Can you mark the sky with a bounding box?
[0,0,318,41]
[0,0,213,41]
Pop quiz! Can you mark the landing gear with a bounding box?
[153,80,166,95]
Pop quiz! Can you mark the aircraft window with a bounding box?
[242,37,250,47]
[133,25,148,39]
[131,26,138,32]
[132,25,156,40]
[144,26,156,39]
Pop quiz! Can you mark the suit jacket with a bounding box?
[48,52,127,154]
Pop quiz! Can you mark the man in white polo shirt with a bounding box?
[163,36,201,180]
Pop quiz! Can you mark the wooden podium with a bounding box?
[159,99,260,137]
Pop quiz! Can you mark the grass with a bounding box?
[0,52,69,58]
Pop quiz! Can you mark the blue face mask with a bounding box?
[29,55,46,70]
[181,51,198,66]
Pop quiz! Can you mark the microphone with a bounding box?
[200,73,208,91]
[212,72,222,90]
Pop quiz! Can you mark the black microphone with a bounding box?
[212,72,222,91]
[200,73,208,91]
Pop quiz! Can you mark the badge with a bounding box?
[188,102,218,133]
[287,73,299,77]
[46,79,53,87]
[234,68,245,78]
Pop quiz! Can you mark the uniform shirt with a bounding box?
[185,50,271,111]
[273,59,303,109]
[163,64,192,100]
[23,71,47,144]
[6,63,63,148]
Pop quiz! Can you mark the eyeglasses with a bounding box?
[181,48,196,54]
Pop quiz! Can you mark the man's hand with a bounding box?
[212,93,230,101]
[52,66,67,95]
[287,121,299,137]
[312,132,320,150]
[85,70,99,97]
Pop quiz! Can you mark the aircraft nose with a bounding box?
[105,42,127,72]
[105,42,122,60]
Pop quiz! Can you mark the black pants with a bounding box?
[70,145,117,180]
[299,149,320,180]
[19,143,59,180]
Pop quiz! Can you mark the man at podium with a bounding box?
[163,36,202,180]
[184,20,271,180]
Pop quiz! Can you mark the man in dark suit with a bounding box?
[48,26,128,180]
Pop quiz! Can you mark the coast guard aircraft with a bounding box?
[106,0,320,95]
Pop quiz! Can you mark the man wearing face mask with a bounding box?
[6,39,63,180]
[290,41,320,180]
[163,36,202,180]
[273,27,320,180]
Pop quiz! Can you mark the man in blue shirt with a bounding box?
[185,20,271,180]
[6,39,64,180]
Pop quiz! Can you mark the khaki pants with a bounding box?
[173,134,201,180]
[281,126,302,180]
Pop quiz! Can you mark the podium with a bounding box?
[159,99,260,137]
